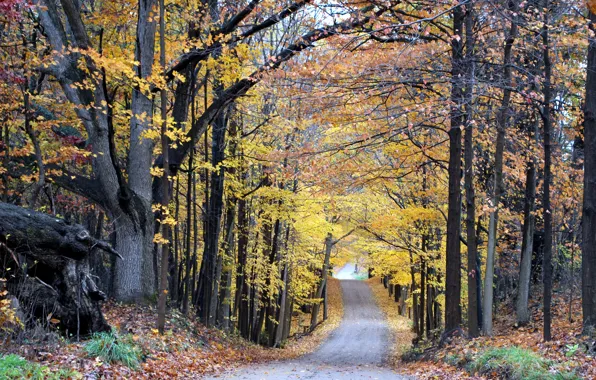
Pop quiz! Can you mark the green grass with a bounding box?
[469,346,579,380]
[0,354,80,379]
[84,331,142,369]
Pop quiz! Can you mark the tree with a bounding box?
[445,1,465,333]
[582,5,596,334]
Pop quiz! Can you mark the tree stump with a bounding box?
[0,202,120,336]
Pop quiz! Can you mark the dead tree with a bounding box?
[0,202,119,335]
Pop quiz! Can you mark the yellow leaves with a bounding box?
[150,167,164,178]
[153,233,169,245]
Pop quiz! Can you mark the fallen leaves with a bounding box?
[2,278,345,379]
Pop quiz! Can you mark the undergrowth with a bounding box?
[84,331,142,369]
[0,354,80,379]
[469,346,579,380]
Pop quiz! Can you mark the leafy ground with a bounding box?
[370,279,595,379]
[0,278,343,379]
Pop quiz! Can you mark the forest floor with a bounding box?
[368,279,596,379]
[0,278,344,379]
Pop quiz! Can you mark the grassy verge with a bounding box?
[0,354,80,379]
[469,346,579,380]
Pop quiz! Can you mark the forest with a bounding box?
[0,0,596,378]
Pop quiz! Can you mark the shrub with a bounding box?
[0,354,79,379]
[469,346,578,380]
[84,331,142,369]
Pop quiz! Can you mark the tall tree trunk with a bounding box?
[463,0,479,338]
[157,0,170,333]
[410,250,419,335]
[583,9,596,334]
[445,2,465,332]
[541,0,553,341]
[201,108,228,326]
[482,0,518,336]
[516,120,537,325]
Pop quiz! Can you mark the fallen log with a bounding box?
[0,202,119,336]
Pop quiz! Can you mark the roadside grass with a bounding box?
[84,331,142,369]
[469,346,580,380]
[0,354,80,379]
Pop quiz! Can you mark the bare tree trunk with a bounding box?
[482,0,518,336]
[541,0,553,341]
[583,9,596,334]
[516,121,537,325]
[311,234,333,331]
[463,0,478,338]
[157,0,170,334]
[445,2,464,332]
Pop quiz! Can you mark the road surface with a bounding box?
[207,274,410,379]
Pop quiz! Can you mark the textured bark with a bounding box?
[200,108,228,326]
[35,0,158,302]
[463,0,478,338]
[310,234,334,331]
[482,0,518,336]
[516,122,537,325]
[0,202,117,334]
[445,3,464,332]
[541,0,553,341]
[157,0,170,334]
[583,10,596,334]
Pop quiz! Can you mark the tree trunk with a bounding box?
[482,0,518,336]
[541,0,553,341]
[583,9,596,334]
[0,203,117,334]
[310,233,333,331]
[463,0,479,339]
[201,107,228,326]
[516,121,537,325]
[445,3,464,332]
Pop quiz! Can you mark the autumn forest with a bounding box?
[1,0,596,378]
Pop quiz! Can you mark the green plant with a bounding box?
[84,331,142,369]
[565,344,581,358]
[469,346,579,380]
[0,354,80,379]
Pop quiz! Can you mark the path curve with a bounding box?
[207,279,410,379]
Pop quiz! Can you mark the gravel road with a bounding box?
[206,278,411,379]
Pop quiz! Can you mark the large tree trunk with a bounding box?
[0,203,117,335]
[35,0,158,303]
[463,0,479,338]
[445,3,464,333]
[583,9,596,334]
[200,108,228,326]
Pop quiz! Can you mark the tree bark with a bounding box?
[0,202,118,334]
[583,9,596,334]
[541,0,553,341]
[482,0,518,336]
[516,121,537,325]
[463,0,479,338]
[445,2,465,332]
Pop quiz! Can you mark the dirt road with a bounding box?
[207,279,410,379]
